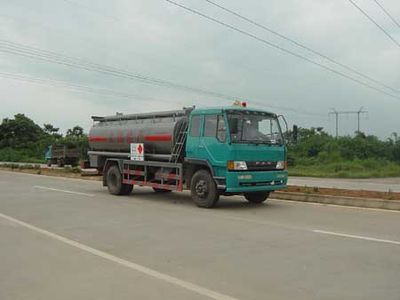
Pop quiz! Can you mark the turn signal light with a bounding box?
[227,160,235,170]
[227,161,248,170]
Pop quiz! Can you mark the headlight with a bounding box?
[227,161,248,170]
[276,161,286,170]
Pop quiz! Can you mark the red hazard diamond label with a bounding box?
[137,144,143,154]
[130,143,144,161]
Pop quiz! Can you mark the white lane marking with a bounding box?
[313,229,400,246]
[0,212,239,300]
[33,186,95,197]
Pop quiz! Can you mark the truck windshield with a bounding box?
[227,111,284,145]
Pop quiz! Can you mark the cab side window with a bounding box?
[203,114,226,143]
[190,116,201,137]
[204,115,217,137]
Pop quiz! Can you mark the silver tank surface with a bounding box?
[89,109,191,155]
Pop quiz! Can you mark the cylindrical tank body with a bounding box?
[88,109,190,159]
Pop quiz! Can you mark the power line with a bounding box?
[0,71,323,118]
[0,12,202,85]
[59,0,336,105]
[0,72,168,104]
[164,0,400,101]
[346,0,400,48]
[58,2,326,116]
[372,0,400,29]
[0,40,324,117]
[203,0,400,95]
[52,0,400,102]
[0,40,235,99]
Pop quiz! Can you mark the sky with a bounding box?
[0,0,399,138]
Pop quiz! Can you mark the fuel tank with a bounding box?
[88,109,191,157]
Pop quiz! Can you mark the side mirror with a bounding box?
[277,115,289,145]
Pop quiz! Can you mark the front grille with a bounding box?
[246,161,277,171]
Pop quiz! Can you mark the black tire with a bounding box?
[153,188,172,193]
[122,184,133,195]
[46,159,52,167]
[190,169,219,208]
[244,192,270,203]
[70,159,79,167]
[57,158,64,168]
[106,165,132,195]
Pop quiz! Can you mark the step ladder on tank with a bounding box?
[169,120,188,163]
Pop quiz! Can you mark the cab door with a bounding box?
[197,114,228,170]
[185,115,203,159]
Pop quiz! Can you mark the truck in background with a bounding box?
[88,103,288,208]
[45,144,81,167]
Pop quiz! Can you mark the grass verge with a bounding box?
[288,159,400,178]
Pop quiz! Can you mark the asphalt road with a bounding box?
[0,171,399,300]
[289,176,400,193]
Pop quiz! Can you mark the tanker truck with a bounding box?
[88,103,288,208]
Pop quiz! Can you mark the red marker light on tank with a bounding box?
[241,102,247,107]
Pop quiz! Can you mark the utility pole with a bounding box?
[329,109,339,138]
[329,107,368,137]
[356,107,367,133]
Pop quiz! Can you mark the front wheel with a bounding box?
[190,169,219,208]
[106,165,132,195]
[244,192,270,203]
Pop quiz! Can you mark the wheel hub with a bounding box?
[195,180,208,198]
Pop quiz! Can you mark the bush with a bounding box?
[287,128,400,178]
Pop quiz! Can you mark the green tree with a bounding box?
[43,123,62,139]
[0,114,44,148]
[66,126,84,137]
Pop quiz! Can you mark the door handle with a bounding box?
[198,145,205,149]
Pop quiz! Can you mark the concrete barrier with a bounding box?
[271,191,400,211]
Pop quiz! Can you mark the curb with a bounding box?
[271,191,400,211]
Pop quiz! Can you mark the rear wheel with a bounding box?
[190,169,219,208]
[46,159,52,167]
[244,192,270,203]
[153,188,172,193]
[106,165,132,195]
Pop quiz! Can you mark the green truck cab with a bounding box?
[185,106,288,204]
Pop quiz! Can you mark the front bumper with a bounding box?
[222,170,288,193]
